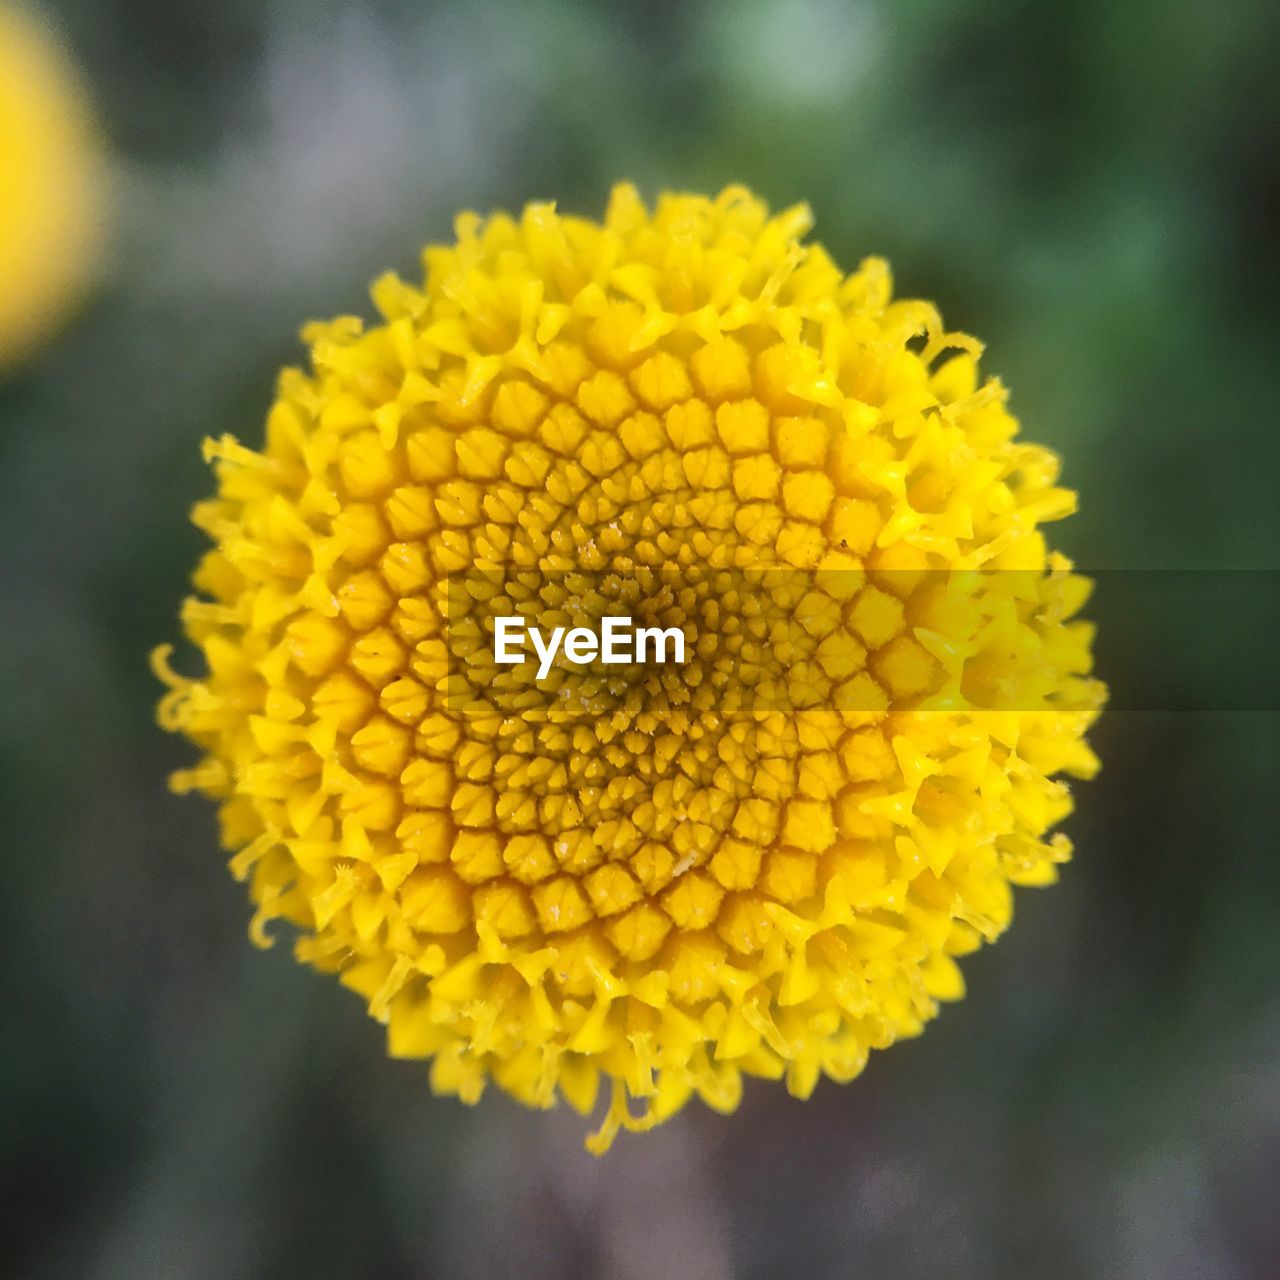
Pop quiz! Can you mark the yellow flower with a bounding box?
[155,184,1103,1152]
[0,3,105,371]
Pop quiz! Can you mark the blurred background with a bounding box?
[2,0,1279,1276]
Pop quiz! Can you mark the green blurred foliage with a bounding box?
[2,1,1278,1277]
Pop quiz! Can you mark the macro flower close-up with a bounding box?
[155,184,1103,1151]
[6,3,1280,1275]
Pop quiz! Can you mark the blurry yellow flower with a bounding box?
[155,184,1103,1151]
[0,3,104,370]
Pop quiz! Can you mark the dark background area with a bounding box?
[2,1,1279,1276]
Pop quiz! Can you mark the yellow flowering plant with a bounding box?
[156,184,1103,1152]
[0,3,104,371]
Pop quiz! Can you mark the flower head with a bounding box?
[0,3,104,371]
[156,184,1103,1151]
